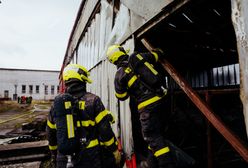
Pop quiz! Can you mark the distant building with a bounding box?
[0,68,60,100]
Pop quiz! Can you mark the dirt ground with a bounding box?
[0,100,53,167]
[0,100,51,136]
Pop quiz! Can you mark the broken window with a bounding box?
[29,85,33,94]
[4,90,9,98]
[22,85,26,94]
[51,85,55,95]
[45,85,48,95]
[36,85,39,94]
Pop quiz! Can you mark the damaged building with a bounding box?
[59,0,248,167]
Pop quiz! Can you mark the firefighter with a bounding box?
[107,45,175,168]
[46,64,121,168]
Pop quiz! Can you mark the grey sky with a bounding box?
[0,0,81,71]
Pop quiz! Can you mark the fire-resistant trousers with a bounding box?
[139,102,175,168]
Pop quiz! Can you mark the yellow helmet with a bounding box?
[62,64,92,84]
[107,45,128,64]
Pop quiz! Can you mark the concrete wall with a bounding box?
[0,68,59,100]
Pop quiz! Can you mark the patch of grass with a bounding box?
[33,100,52,105]
[0,101,21,113]
[15,122,23,128]
[0,101,50,130]
[40,159,56,168]
[0,101,51,113]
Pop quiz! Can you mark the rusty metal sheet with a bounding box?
[106,3,131,46]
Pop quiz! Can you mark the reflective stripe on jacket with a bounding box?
[46,92,118,153]
[114,52,166,109]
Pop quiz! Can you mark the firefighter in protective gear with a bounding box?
[107,45,175,168]
[46,64,121,168]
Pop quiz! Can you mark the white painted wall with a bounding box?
[0,68,59,100]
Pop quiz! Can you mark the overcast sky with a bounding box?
[0,0,81,71]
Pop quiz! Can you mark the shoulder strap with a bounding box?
[128,54,166,96]
[72,96,88,144]
[128,53,144,71]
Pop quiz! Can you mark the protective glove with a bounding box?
[107,111,115,124]
[113,149,122,165]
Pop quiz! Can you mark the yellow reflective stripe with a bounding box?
[144,62,158,75]
[136,54,143,60]
[95,110,108,124]
[49,145,58,150]
[66,114,75,138]
[100,142,104,146]
[115,92,127,98]
[79,101,85,110]
[128,75,138,88]
[151,52,159,62]
[81,120,95,127]
[47,120,56,129]
[125,67,132,74]
[77,121,81,127]
[103,137,115,146]
[138,96,162,110]
[137,53,158,75]
[154,147,170,157]
[86,139,99,148]
[64,101,71,109]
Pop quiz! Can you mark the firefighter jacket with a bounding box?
[46,84,118,156]
[114,51,166,110]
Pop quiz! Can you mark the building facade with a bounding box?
[0,68,59,100]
